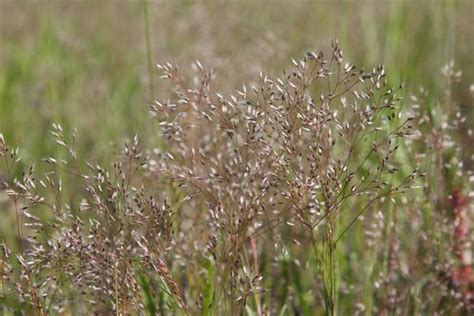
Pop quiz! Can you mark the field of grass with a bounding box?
[0,1,473,315]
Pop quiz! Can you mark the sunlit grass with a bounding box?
[0,1,472,315]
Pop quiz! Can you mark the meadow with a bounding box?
[0,1,473,315]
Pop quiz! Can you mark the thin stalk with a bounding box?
[143,0,155,100]
[13,198,22,252]
[311,227,336,316]
[250,237,262,315]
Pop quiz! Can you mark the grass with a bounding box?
[1,2,472,161]
[0,1,473,315]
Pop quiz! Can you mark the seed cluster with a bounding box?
[0,43,472,314]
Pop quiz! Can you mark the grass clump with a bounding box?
[0,43,473,315]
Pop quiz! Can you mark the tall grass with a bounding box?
[0,1,473,315]
[1,42,473,314]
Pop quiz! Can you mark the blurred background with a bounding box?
[0,0,472,164]
[0,2,473,313]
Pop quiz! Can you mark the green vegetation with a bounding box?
[0,1,472,315]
